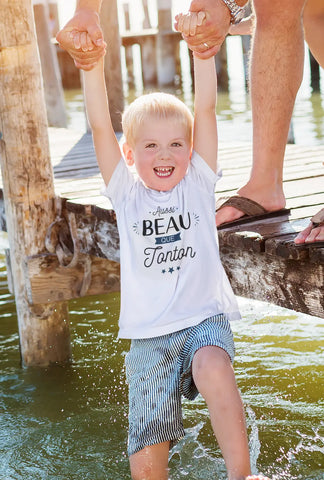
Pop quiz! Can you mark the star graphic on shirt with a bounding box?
[162,269,166,274]
[168,267,174,274]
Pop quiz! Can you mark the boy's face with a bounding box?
[124,116,192,192]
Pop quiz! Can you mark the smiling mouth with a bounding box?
[154,166,174,177]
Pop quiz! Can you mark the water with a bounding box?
[0,243,323,479]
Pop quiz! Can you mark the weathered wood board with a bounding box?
[220,246,323,318]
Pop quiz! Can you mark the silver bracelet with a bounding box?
[220,0,246,24]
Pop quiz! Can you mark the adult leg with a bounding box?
[303,0,324,66]
[129,442,170,480]
[216,0,307,226]
[192,346,251,480]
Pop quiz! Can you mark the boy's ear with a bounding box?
[123,143,134,166]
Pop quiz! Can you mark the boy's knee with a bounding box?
[192,346,232,385]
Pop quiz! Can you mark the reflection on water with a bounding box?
[0,247,323,479]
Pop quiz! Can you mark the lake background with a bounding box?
[0,2,323,479]
[57,0,324,145]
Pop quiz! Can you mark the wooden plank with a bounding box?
[25,253,120,304]
[218,215,295,252]
[220,246,324,318]
[264,234,324,263]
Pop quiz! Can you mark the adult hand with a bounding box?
[174,0,231,58]
[56,8,107,70]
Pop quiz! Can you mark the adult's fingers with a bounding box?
[192,44,220,59]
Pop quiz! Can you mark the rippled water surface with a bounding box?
[0,246,323,479]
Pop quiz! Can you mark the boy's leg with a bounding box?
[192,346,250,480]
[129,441,170,480]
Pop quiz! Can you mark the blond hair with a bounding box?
[122,92,193,147]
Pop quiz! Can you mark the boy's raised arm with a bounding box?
[82,56,122,185]
[192,54,218,172]
[56,0,106,70]
[176,12,218,172]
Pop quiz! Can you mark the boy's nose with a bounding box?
[158,148,170,160]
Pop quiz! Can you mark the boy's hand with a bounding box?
[56,9,107,70]
[70,31,95,53]
[175,0,231,59]
[175,11,206,37]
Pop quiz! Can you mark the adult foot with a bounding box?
[294,208,324,244]
[215,185,286,227]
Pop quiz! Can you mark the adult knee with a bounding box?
[253,0,305,31]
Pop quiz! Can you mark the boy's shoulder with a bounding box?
[190,150,219,184]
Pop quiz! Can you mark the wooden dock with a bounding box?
[1,127,323,318]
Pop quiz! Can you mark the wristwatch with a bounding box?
[220,0,246,24]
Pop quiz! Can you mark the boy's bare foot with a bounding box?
[245,476,271,480]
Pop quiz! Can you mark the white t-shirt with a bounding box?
[102,151,241,339]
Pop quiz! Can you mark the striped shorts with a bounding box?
[125,314,235,456]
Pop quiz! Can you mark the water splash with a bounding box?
[247,406,261,475]
[169,422,227,479]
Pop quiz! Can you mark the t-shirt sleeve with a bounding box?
[100,157,135,208]
[189,150,222,192]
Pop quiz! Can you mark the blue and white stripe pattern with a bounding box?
[125,314,235,456]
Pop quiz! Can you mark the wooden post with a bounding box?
[141,0,157,86]
[156,0,177,86]
[123,2,135,88]
[241,35,251,91]
[142,0,151,29]
[309,49,320,92]
[0,0,71,366]
[48,0,60,37]
[141,36,158,87]
[215,42,229,92]
[33,0,67,128]
[100,0,124,132]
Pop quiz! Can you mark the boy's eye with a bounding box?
[171,142,182,147]
[145,143,156,148]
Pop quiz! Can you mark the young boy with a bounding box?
[77,10,259,480]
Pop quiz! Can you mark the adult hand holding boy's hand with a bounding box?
[174,0,231,58]
[56,9,106,70]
